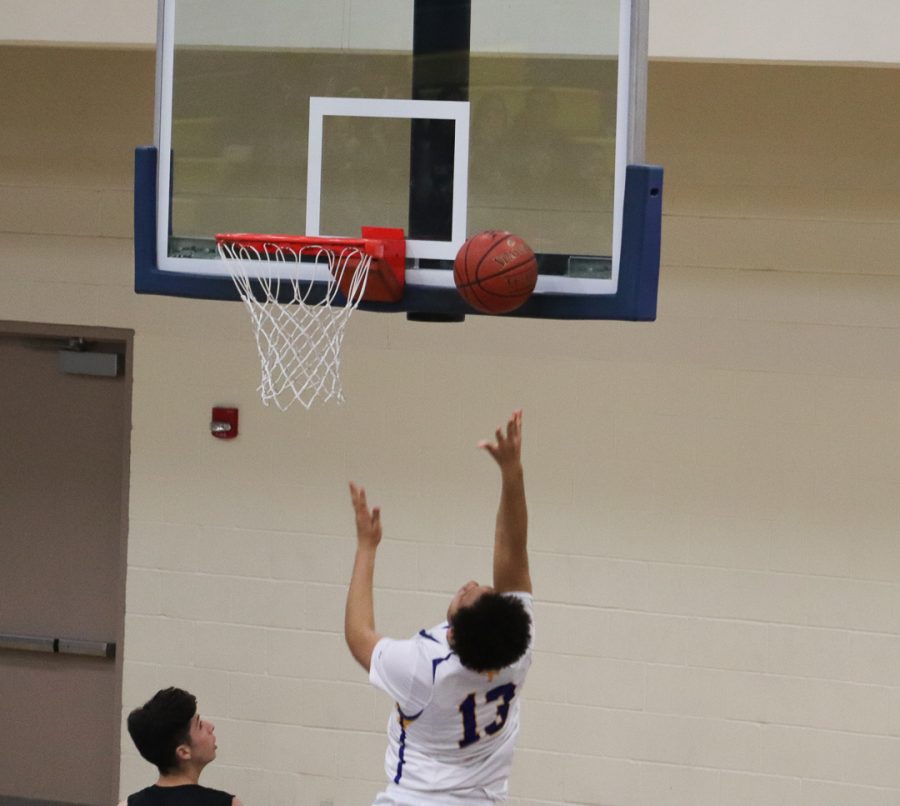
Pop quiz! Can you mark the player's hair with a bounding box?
[450,593,532,672]
[126,687,196,774]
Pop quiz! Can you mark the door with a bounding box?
[0,322,132,806]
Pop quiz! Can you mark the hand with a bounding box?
[349,482,382,550]
[479,409,523,472]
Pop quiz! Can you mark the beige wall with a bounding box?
[4,0,900,65]
[1,45,899,805]
[0,0,157,47]
[649,0,900,65]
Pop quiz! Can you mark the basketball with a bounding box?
[453,231,538,314]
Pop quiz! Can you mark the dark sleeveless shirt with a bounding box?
[127,784,233,805]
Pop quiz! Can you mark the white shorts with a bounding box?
[373,783,497,805]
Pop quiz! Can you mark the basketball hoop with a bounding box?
[216,227,405,410]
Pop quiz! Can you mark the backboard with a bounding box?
[135,0,662,320]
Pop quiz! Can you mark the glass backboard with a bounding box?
[135,0,662,319]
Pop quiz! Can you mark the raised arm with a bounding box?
[344,482,384,671]
[480,410,531,594]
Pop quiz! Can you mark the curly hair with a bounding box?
[126,687,196,774]
[449,593,532,672]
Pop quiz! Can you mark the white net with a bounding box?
[217,239,372,410]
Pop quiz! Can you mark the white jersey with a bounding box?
[369,592,534,803]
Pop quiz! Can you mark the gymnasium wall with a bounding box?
[0,44,899,806]
[4,0,900,64]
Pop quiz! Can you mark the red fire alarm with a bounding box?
[210,407,239,439]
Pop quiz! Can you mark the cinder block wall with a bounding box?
[1,47,898,805]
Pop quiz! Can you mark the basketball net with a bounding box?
[217,239,372,410]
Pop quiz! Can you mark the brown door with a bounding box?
[0,322,132,806]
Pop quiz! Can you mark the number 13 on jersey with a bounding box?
[458,683,517,748]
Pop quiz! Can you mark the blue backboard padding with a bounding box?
[135,147,662,320]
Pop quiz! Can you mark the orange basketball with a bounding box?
[453,231,538,314]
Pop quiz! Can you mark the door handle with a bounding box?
[57,638,117,658]
[0,632,116,659]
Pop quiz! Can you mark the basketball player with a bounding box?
[346,410,533,804]
[118,687,243,806]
